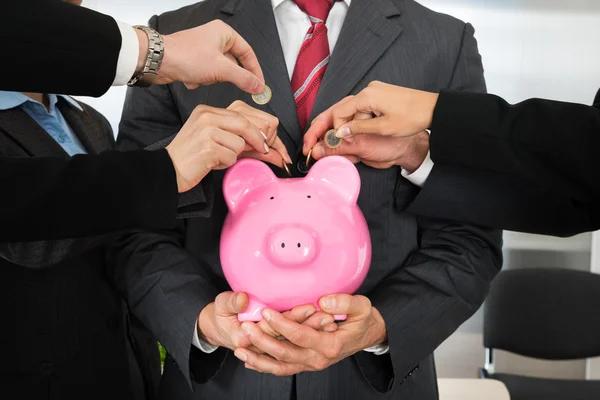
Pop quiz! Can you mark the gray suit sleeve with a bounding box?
[110,14,226,386]
[363,221,502,392]
[361,23,504,392]
[105,226,223,387]
[446,23,486,92]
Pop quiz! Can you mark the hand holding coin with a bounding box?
[227,100,292,172]
[252,85,272,105]
[324,129,342,149]
[300,103,429,170]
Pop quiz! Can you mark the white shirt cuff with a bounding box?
[112,20,139,86]
[192,321,219,353]
[401,151,434,187]
[363,344,390,355]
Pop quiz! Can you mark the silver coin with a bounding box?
[252,85,272,105]
[324,129,342,149]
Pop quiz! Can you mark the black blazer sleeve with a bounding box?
[0,150,178,242]
[408,89,600,236]
[3,1,121,97]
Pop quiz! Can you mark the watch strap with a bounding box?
[128,25,164,87]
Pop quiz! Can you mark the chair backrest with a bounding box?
[483,267,600,360]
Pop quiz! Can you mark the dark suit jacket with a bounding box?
[0,1,186,242]
[407,88,600,237]
[0,98,161,400]
[112,1,503,399]
[4,1,119,96]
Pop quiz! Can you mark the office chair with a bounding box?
[480,267,600,400]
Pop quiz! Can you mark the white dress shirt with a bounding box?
[113,21,139,87]
[112,0,435,357]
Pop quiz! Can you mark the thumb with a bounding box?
[183,83,200,90]
[310,140,362,162]
[319,294,371,318]
[215,291,249,315]
[218,56,262,94]
[303,118,331,155]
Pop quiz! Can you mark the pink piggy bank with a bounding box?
[220,155,371,321]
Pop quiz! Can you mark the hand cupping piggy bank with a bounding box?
[220,156,371,321]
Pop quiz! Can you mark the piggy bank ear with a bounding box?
[306,156,360,204]
[223,159,277,212]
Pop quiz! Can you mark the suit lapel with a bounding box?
[57,98,112,155]
[221,0,303,147]
[0,108,67,157]
[310,0,403,120]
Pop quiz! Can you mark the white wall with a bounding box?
[420,0,600,104]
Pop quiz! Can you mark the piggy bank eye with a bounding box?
[307,195,311,199]
[270,196,274,200]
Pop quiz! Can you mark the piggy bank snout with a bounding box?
[267,226,319,266]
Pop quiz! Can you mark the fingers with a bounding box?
[336,115,392,139]
[224,52,237,65]
[221,27,265,94]
[239,322,314,367]
[303,117,331,155]
[235,348,305,376]
[214,291,249,315]
[310,137,363,161]
[302,311,338,332]
[303,95,354,154]
[258,305,316,338]
[329,96,376,132]
[211,144,239,171]
[210,128,247,155]
[262,309,325,350]
[226,100,281,147]
[282,304,317,323]
[269,137,292,164]
[227,100,291,166]
[319,294,372,320]
[217,56,264,96]
[192,106,268,154]
[239,146,290,169]
[238,150,282,168]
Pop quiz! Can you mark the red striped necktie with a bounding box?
[291,0,338,132]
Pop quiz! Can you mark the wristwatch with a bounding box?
[127,25,165,87]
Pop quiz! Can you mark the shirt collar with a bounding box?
[0,91,83,112]
[271,0,351,10]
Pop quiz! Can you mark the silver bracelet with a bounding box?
[127,25,165,87]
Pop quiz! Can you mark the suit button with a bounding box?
[108,316,120,331]
[40,362,54,376]
[296,158,311,175]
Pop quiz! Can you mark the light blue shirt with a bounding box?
[0,91,87,156]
